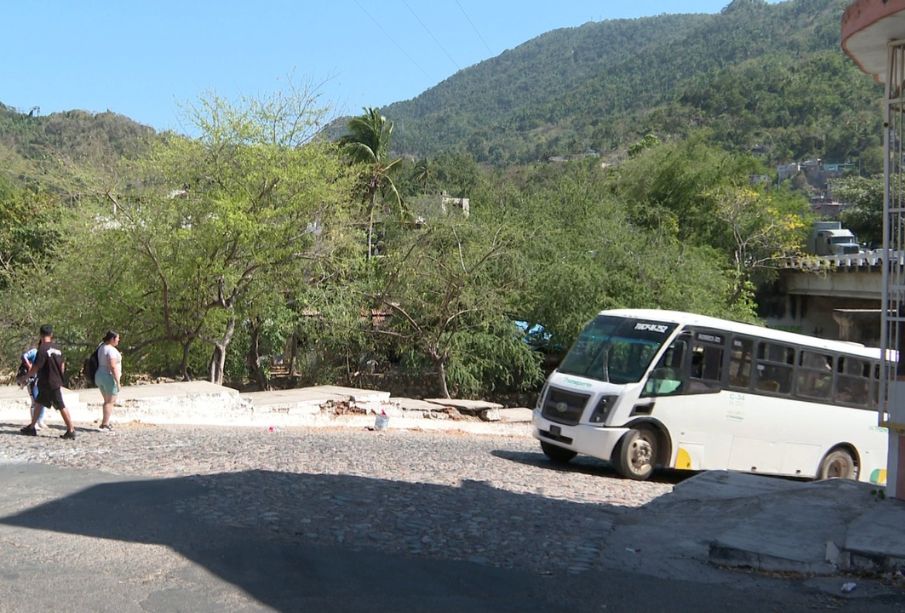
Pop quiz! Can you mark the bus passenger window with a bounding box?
[691,346,723,381]
[728,337,753,389]
[796,350,833,401]
[688,339,724,394]
[755,342,794,394]
[835,356,873,408]
[762,343,794,364]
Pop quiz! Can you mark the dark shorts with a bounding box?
[35,387,65,411]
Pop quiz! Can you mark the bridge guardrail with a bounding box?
[781,250,905,271]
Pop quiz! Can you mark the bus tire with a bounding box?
[614,427,656,481]
[817,447,859,480]
[540,441,577,464]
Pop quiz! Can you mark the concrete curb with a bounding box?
[709,541,838,575]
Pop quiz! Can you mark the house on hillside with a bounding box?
[440,193,470,218]
[409,191,470,221]
[809,195,845,218]
[777,162,800,182]
[777,159,857,193]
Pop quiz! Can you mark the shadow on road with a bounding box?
[0,466,619,612]
[0,422,100,435]
[490,449,694,485]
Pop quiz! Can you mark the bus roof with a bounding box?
[598,309,884,360]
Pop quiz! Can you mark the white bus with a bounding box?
[532,309,888,484]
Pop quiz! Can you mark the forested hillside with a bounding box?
[0,102,155,196]
[383,0,882,166]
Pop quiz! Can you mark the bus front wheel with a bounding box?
[614,428,657,481]
[818,448,859,480]
[540,441,577,464]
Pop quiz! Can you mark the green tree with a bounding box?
[505,160,757,353]
[341,108,404,260]
[0,193,147,376]
[628,133,660,158]
[132,90,352,384]
[611,136,809,299]
[374,215,542,398]
[712,185,810,299]
[5,85,357,385]
[834,175,883,247]
[0,177,57,287]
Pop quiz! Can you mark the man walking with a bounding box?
[20,324,76,440]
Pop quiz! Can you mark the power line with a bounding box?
[352,0,432,82]
[402,0,460,71]
[454,0,493,57]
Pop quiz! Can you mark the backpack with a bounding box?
[84,345,102,385]
[15,357,29,387]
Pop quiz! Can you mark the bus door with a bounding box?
[682,329,732,469]
[641,328,730,470]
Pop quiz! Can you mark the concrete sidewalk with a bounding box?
[0,382,533,436]
[613,471,905,584]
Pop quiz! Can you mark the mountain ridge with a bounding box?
[0,102,156,193]
[380,0,880,166]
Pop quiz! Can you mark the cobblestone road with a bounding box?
[0,422,676,575]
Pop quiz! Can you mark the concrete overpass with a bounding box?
[764,251,899,346]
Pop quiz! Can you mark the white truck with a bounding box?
[807,221,861,256]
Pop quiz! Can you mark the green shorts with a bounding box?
[95,370,119,396]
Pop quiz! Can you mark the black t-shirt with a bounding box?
[33,342,64,391]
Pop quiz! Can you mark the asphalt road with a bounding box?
[0,424,903,611]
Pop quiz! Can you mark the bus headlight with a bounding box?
[589,395,617,424]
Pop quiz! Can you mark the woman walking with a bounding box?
[95,331,122,431]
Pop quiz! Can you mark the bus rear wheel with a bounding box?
[818,448,858,480]
[614,428,657,481]
[540,441,577,464]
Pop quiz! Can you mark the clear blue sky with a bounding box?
[1,1,782,134]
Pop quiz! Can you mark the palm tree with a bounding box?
[412,157,436,191]
[341,108,405,259]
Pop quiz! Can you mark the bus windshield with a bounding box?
[557,315,677,384]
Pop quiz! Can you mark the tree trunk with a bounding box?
[287,332,299,376]
[209,317,236,386]
[436,358,450,398]
[246,318,269,391]
[367,207,374,261]
[366,188,377,261]
[180,340,192,381]
[729,252,748,305]
[209,345,226,386]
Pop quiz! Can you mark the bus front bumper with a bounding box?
[532,413,629,463]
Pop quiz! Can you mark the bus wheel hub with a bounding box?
[631,439,652,468]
